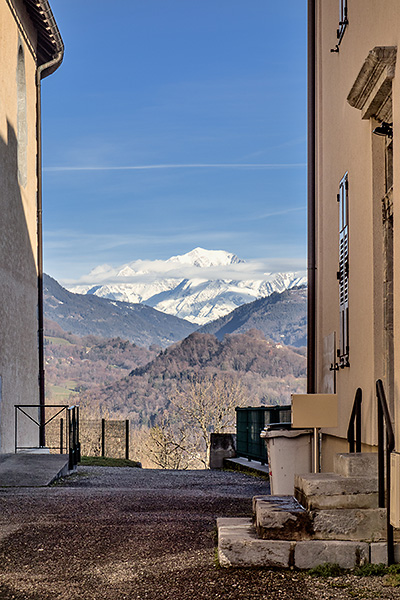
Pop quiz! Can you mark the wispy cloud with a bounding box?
[67,255,307,288]
[243,206,306,222]
[44,163,306,173]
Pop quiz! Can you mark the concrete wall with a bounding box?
[314,1,400,464]
[0,0,40,452]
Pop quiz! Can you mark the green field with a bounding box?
[47,380,78,400]
[45,336,73,346]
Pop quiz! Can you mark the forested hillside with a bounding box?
[44,319,158,402]
[77,330,306,427]
[198,287,307,346]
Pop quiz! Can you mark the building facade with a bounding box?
[0,0,63,453]
[308,0,400,470]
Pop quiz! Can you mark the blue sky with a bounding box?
[42,0,307,283]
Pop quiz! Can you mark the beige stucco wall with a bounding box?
[315,1,400,464]
[0,0,40,452]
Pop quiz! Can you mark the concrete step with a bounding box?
[253,495,313,540]
[253,494,386,542]
[295,472,379,509]
[217,517,371,568]
[334,453,378,478]
[217,518,294,567]
[311,507,386,541]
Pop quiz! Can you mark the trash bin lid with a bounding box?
[260,426,312,439]
[266,422,292,431]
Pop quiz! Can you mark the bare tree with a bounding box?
[145,420,190,469]
[171,374,246,467]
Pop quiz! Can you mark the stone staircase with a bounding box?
[218,452,398,568]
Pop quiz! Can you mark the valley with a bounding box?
[44,257,307,467]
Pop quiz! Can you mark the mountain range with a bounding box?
[44,273,307,349]
[43,274,196,348]
[68,247,306,325]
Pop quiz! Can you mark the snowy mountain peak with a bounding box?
[167,247,244,268]
[67,248,306,325]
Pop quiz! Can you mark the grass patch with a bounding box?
[214,547,221,569]
[48,381,78,400]
[308,563,345,577]
[222,462,268,480]
[385,564,400,587]
[309,561,400,587]
[79,455,142,468]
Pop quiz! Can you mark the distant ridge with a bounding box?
[198,287,307,347]
[43,274,197,348]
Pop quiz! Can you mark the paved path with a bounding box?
[0,454,69,487]
[1,467,400,600]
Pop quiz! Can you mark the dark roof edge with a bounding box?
[22,0,64,77]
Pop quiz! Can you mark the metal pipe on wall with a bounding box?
[36,48,63,448]
[307,0,317,393]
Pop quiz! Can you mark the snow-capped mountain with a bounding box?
[67,248,306,325]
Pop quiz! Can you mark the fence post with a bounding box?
[68,409,74,470]
[72,407,77,466]
[15,406,18,454]
[76,406,81,462]
[60,418,63,454]
[125,419,129,460]
[101,418,105,457]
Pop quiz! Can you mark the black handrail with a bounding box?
[347,387,362,453]
[376,379,395,565]
[15,404,80,472]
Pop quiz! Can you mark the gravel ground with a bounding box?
[0,467,400,599]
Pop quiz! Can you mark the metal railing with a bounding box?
[235,405,291,463]
[15,404,80,471]
[68,406,81,470]
[376,379,395,565]
[347,387,362,453]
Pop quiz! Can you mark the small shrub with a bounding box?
[353,563,387,577]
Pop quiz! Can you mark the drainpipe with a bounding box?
[307,0,317,393]
[36,49,63,447]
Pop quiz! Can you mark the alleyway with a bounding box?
[1,467,400,600]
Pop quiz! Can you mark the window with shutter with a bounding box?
[338,173,350,367]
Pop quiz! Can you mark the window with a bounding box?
[338,0,348,44]
[337,173,349,367]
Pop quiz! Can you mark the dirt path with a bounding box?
[0,467,399,600]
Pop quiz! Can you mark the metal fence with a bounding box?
[78,419,130,459]
[235,405,291,463]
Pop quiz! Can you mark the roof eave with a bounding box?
[22,0,64,76]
